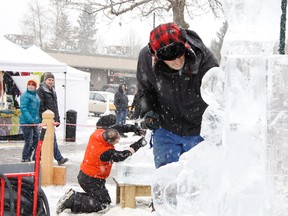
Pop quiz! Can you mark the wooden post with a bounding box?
[41,110,55,186]
[53,166,66,185]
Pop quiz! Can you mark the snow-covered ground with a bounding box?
[45,184,154,216]
[50,117,155,215]
[0,116,155,216]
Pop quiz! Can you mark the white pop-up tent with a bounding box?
[0,36,67,72]
[0,36,90,130]
[0,36,66,138]
[26,45,90,126]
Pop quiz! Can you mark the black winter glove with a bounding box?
[134,124,146,136]
[142,110,160,130]
[130,137,147,152]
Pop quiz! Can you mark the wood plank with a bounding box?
[121,185,136,208]
[135,186,151,196]
[53,166,66,185]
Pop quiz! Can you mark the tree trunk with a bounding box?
[171,0,189,28]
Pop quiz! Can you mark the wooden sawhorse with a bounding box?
[113,178,151,208]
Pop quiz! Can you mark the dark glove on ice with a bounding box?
[142,110,160,130]
[130,137,147,152]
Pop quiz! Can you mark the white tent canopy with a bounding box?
[0,36,66,72]
[26,45,91,126]
[0,36,90,130]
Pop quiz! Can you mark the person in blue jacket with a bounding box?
[20,79,41,162]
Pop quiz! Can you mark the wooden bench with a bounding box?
[113,178,151,208]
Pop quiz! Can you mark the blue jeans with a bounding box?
[116,110,127,125]
[152,128,204,168]
[21,125,39,160]
[53,133,63,161]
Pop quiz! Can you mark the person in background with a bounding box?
[105,85,116,93]
[114,84,129,137]
[137,23,219,168]
[130,90,141,120]
[20,79,40,162]
[3,71,21,109]
[56,114,147,214]
[37,72,68,165]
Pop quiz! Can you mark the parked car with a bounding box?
[89,91,115,116]
[100,84,119,93]
[101,84,137,95]
[89,90,135,117]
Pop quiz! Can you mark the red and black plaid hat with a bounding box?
[148,23,190,60]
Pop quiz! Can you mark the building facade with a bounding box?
[47,52,138,91]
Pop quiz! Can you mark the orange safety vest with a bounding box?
[80,129,115,179]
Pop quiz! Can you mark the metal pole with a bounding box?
[63,71,67,140]
[153,13,156,28]
[279,0,287,54]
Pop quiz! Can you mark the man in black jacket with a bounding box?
[130,90,141,120]
[37,72,68,165]
[137,23,219,168]
[114,84,129,137]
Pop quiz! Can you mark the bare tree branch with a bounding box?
[66,0,224,28]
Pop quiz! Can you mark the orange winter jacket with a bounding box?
[80,129,115,179]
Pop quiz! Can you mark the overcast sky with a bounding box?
[0,0,31,35]
[0,0,222,46]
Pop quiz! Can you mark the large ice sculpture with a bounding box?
[221,0,282,215]
[151,0,286,215]
[151,66,226,216]
[266,56,288,215]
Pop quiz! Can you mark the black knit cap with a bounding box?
[96,114,116,128]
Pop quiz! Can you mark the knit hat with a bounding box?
[44,72,55,81]
[96,114,116,128]
[148,23,189,60]
[27,79,37,88]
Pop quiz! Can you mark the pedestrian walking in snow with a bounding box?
[137,23,219,168]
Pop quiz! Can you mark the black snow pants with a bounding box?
[71,170,111,213]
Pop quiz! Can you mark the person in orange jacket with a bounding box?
[56,115,146,214]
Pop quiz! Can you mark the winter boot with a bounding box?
[56,188,75,213]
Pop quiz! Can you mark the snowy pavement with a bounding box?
[0,116,154,216]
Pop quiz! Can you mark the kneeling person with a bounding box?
[56,121,146,214]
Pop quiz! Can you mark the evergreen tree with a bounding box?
[50,0,75,51]
[210,21,228,64]
[52,12,75,50]
[77,3,97,54]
